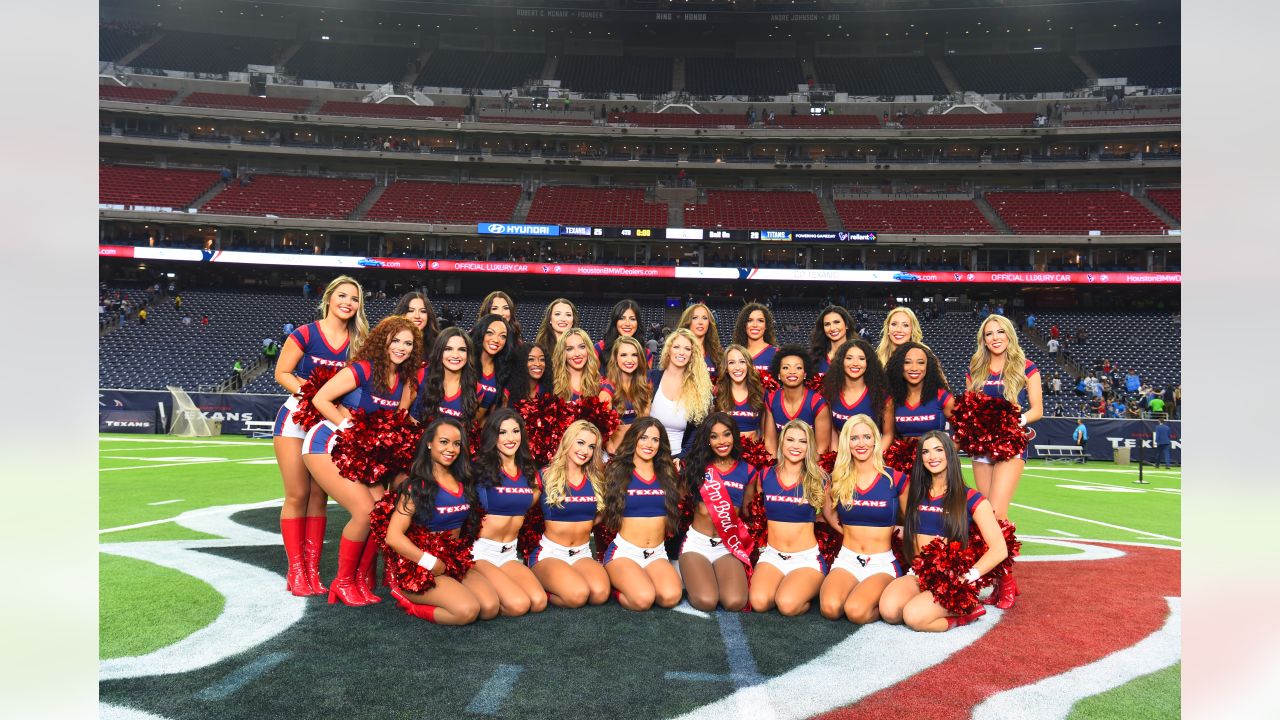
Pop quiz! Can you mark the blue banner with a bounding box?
[1028,417,1181,464]
[99,389,288,435]
[476,222,560,236]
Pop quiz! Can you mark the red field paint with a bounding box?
[818,543,1180,720]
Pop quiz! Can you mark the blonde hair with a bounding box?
[317,275,370,355]
[830,414,890,509]
[552,328,602,400]
[876,306,923,367]
[659,328,713,424]
[678,303,725,371]
[776,419,828,511]
[535,298,579,350]
[606,336,652,416]
[541,420,605,510]
[967,314,1029,408]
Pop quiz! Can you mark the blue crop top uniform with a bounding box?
[831,469,909,579]
[965,360,1038,462]
[756,467,828,575]
[893,388,954,438]
[414,364,484,422]
[602,470,672,567]
[528,470,600,567]
[600,380,638,425]
[477,369,501,409]
[726,394,764,435]
[478,467,537,517]
[302,361,404,455]
[829,386,881,435]
[752,345,778,374]
[915,488,985,539]
[767,388,828,436]
[702,461,753,509]
[415,482,472,533]
[274,322,351,438]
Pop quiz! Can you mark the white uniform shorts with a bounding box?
[680,527,731,564]
[302,420,339,456]
[603,534,668,568]
[756,544,829,576]
[831,547,902,582]
[472,537,520,567]
[526,536,594,567]
[273,395,307,439]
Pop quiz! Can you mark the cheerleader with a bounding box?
[600,418,687,611]
[678,413,757,612]
[597,299,652,367]
[764,345,832,456]
[733,302,779,373]
[875,306,924,368]
[469,313,515,423]
[678,302,725,377]
[470,408,548,616]
[749,419,830,616]
[528,420,611,608]
[384,418,501,624]
[394,290,439,353]
[819,415,908,623]
[964,313,1041,609]
[509,343,551,402]
[551,328,602,401]
[534,297,579,351]
[414,327,482,425]
[713,344,771,441]
[809,306,854,374]
[883,341,954,450]
[821,338,892,449]
[878,431,1007,631]
[272,275,368,596]
[301,316,420,606]
[600,336,653,454]
[477,290,520,345]
[648,328,714,459]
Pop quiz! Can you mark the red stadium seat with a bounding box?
[318,102,465,121]
[202,174,374,220]
[182,93,311,113]
[684,190,827,230]
[99,165,222,209]
[525,186,667,227]
[900,113,1037,129]
[985,191,1170,235]
[99,85,177,104]
[1145,189,1180,222]
[834,199,995,235]
[364,181,522,224]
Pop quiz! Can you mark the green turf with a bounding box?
[1018,539,1086,557]
[100,523,222,543]
[100,553,225,659]
[1067,663,1181,719]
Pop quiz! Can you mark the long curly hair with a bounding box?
[473,408,538,489]
[658,328,713,424]
[809,306,854,370]
[714,344,766,416]
[600,299,642,362]
[601,418,685,535]
[774,419,828,511]
[350,315,423,394]
[509,342,551,401]
[398,418,482,539]
[901,430,970,559]
[541,419,605,511]
[821,339,890,429]
[470,314,515,404]
[732,302,777,348]
[876,306,924,367]
[680,412,743,494]
[886,341,949,408]
[552,328,602,400]
[967,314,1029,408]
[317,275,370,356]
[393,291,439,354]
[605,336,652,417]
[417,327,479,424]
[830,413,890,510]
[534,297,579,351]
[679,302,725,372]
[477,290,521,344]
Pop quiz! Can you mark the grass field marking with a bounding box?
[1014,538,1125,563]
[971,597,1180,720]
[670,609,1004,720]
[674,601,712,619]
[1046,529,1080,537]
[146,499,184,506]
[98,702,175,720]
[716,610,774,720]
[1019,535,1182,551]
[100,444,258,452]
[1009,502,1181,543]
[105,456,230,463]
[1022,471,1182,495]
[1018,464,1181,477]
[100,498,284,535]
[195,652,292,702]
[102,457,276,472]
[465,664,525,715]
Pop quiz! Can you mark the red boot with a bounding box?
[946,606,987,630]
[390,586,437,622]
[994,572,1021,610]
[301,515,329,596]
[980,575,1002,606]
[279,518,309,596]
[353,538,383,605]
[328,537,372,606]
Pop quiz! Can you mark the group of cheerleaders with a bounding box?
[270,275,1042,631]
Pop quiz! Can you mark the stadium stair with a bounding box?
[349,183,389,221]
[1135,193,1179,229]
[929,53,962,94]
[1068,53,1100,83]
[190,180,230,212]
[116,31,162,66]
[974,195,1013,234]
[278,42,304,68]
[672,57,685,93]
[540,54,558,83]
[511,191,533,223]
[818,195,843,231]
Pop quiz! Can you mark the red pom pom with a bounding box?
[814,521,842,569]
[884,436,919,473]
[676,491,698,538]
[912,536,983,615]
[757,368,780,394]
[739,435,776,469]
[289,365,342,431]
[805,372,825,392]
[369,489,477,592]
[517,503,546,562]
[817,450,837,474]
[572,396,623,449]
[512,395,575,466]
[331,409,423,486]
[744,492,769,563]
[967,519,1021,586]
[593,522,617,558]
[950,392,1029,462]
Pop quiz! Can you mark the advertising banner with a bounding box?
[99,389,288,435]
[1029,417,1181,464]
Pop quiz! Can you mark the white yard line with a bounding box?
[100,498,284,534]
[1010,502,1181,542]
[1022,472,1182,494]
[100,437,268,446]
[101,457,276,472]
[146,499,185,506]
[1045,528,1080,537]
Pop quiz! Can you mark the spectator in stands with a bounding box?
[1109,398,1126,418]
[201,314,209,327]
[1049,324,1060,340]
[1047,337,1060,356]
[232,359,244,374]
[302,281,312,300]
[182,315,192,327]
[174,294,183,311]
[1153,419,1173,469]
[1075,327,1088,346]
[1101,358,1113,375]
[1025,313,1036,329]
[1051,375,1062,394]
[264,340,279,365]
[1124,369,1141,395]
[283,321,295,338]
[1173,385,1181,419]
[1148,392,1166,415]
[138,308,147,325]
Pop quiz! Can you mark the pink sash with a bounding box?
[699,468,755,569]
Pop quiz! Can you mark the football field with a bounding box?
[98,433,1181,720]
